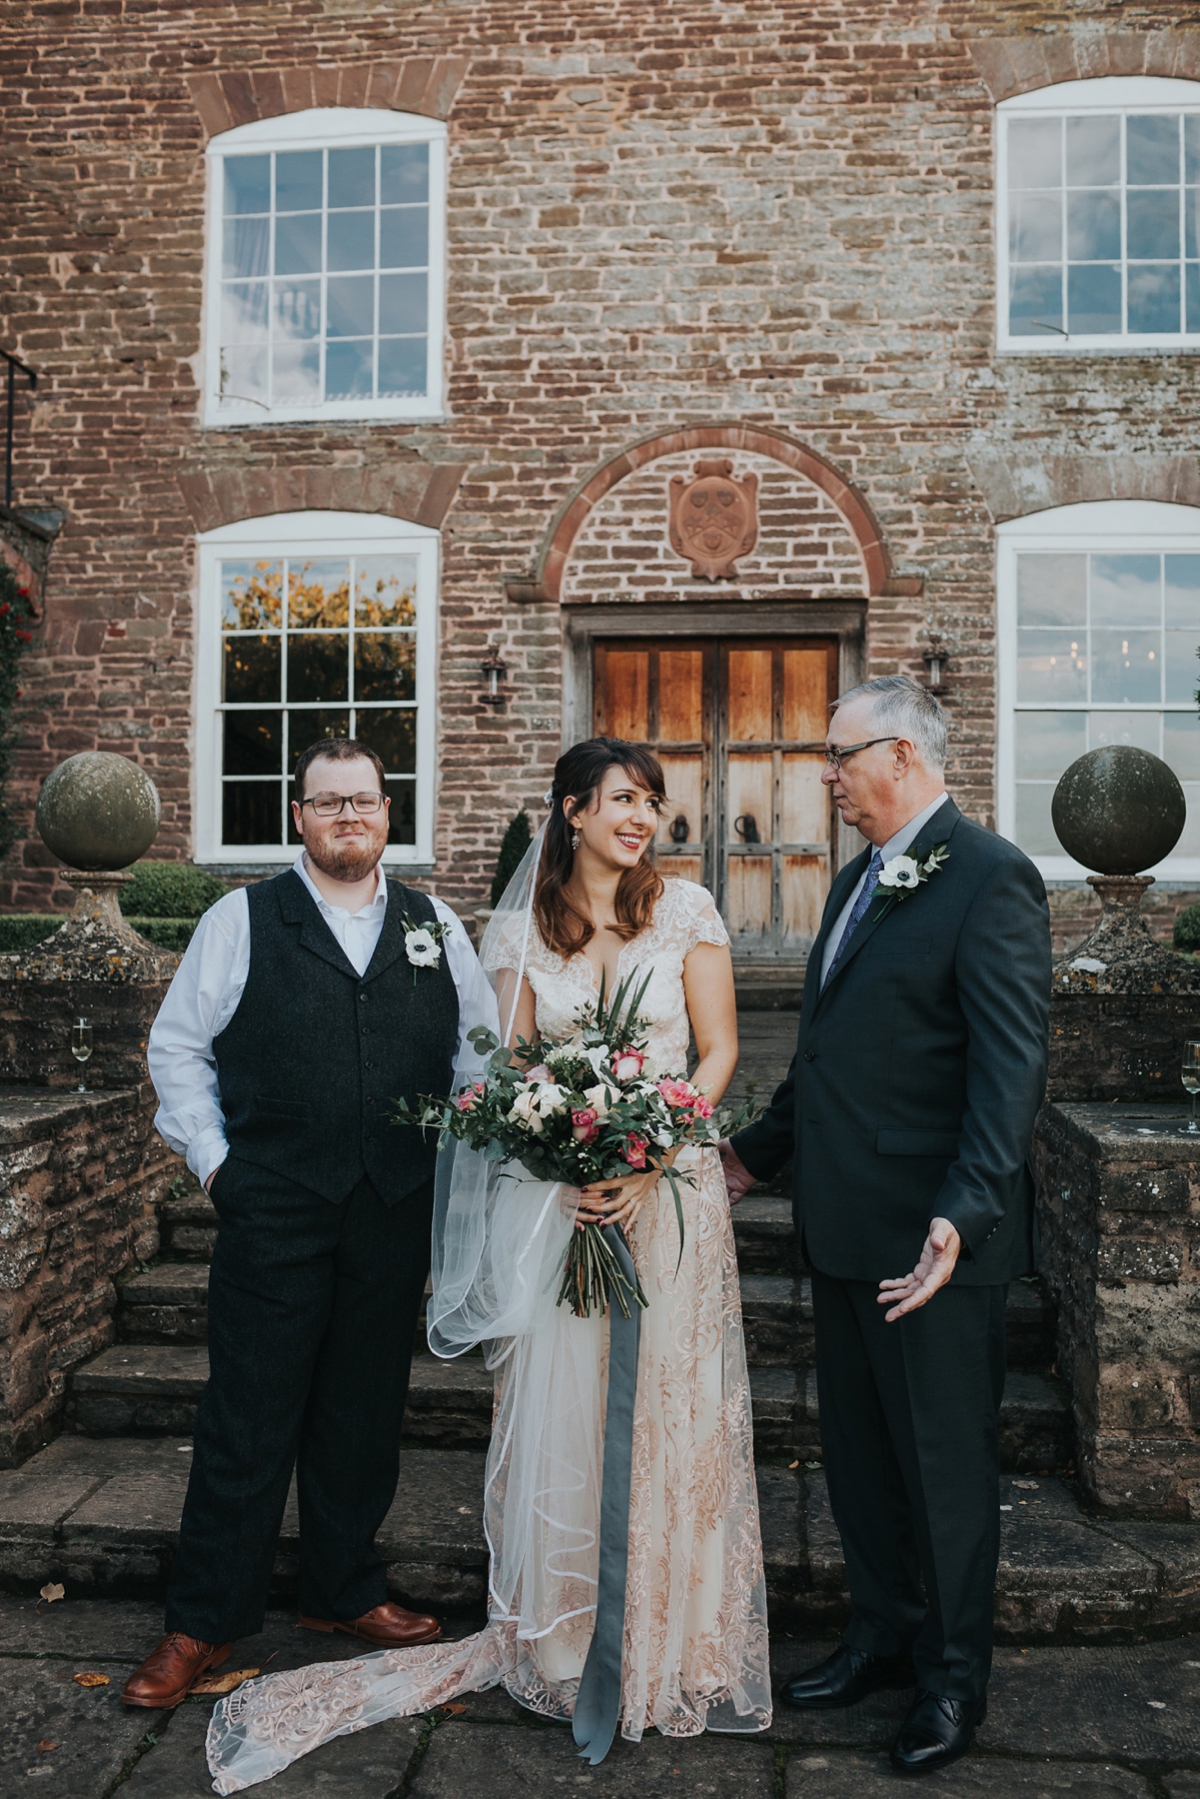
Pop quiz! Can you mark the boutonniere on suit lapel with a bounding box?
[403,913,452,982]
[875,842,950,904]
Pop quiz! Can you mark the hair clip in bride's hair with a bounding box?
[543,787,555,807]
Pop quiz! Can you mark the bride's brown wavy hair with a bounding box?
[536,738,666,957]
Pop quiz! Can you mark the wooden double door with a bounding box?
[593,638,838,959]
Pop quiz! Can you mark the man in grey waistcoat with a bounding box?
[722,677,1050,1775]
[123,737,496,1709]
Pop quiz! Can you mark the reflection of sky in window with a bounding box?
[1006,110,1200,338]
[218,143,431,407]
[1014,549,1200,860]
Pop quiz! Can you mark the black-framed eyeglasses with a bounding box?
[823,736,899,772]
[299,791,388,817]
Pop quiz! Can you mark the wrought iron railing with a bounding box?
[2,349,37,512]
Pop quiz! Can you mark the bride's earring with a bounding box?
[570,828,581,850]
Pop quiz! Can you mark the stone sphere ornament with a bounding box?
[1051,746,1185,876]
[35,752,161,871]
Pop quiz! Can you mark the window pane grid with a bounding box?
[218,143,431,410]
[1007,110,1200,340]
[218,553,420,848]
[1013,548,1200,857]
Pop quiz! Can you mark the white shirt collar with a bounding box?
[293,851,388,920]
[878,791,949,864]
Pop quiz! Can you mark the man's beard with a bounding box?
[304,824,387,883]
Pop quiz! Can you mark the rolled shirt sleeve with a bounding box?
[429,896,500,1059]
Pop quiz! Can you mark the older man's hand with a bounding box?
[877,1217,961,1322]
[718,1139,757,1207]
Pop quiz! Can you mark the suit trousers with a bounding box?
[810,1268,1007,1702]
[164,1158,433,1644]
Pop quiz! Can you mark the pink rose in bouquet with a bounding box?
[611,1049,644,1083]
[619,1133,649,1170]
[657,1077,699,1110]
[572,1107,600,1144]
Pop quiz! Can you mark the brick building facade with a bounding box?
[5,1,1200,961]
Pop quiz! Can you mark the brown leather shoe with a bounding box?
[122,1632,233,1709]
[299,1600,441,1647]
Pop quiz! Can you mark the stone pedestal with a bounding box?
[0,872,178,1090]
[1048,875,1200,1103]
[1033,1101,1200,1520]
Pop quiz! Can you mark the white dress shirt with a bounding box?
[819,791,950,986]
[148,853,498,1187]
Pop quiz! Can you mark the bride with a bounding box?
[206,737,771,1792]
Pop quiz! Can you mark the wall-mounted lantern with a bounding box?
[921,633,949,696]
[480,641,509,708]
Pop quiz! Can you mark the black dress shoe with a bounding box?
[890,1689,987,1773]
[779,1643,916,1709]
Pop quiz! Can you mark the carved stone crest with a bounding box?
[667,459,759,580]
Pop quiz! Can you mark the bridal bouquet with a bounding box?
[394,969,755,1320]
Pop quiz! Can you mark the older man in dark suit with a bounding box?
[722,675,1050,1775]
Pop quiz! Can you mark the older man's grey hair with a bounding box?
[832,675,948,771]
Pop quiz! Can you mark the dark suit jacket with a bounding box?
[731,798,1051,1285]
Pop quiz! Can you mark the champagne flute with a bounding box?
[71,1017,93,1093]
[1182,1041,1200,1135]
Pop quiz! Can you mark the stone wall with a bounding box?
[1033,1102,1200,1521]
[5,4,1200,909]
[0,1088,173,1467]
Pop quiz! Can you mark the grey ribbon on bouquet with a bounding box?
[571,1221,642,1766]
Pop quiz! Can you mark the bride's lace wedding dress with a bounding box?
[206,878,770,1792]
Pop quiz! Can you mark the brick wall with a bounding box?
[560,448,865,606]
[4,2,1200,911]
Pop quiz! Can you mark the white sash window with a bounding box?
[998,78,1200,352]
[203,109,446,424]
[195,512,438,865]
[998,501,1200,878]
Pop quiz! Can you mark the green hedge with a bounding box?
[0,914,61,952]
[1174,903,1200,954]
[0,913,201,953]
[125,917,199,951]
[119,862,229,919]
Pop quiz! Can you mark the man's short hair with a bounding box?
[293,737,387,802]
[831,675,948,771]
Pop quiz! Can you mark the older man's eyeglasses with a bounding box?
[300,792,387,817]
[823,736,899,773]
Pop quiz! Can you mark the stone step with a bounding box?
[115,1263,210,1342]
[803,1367,1073,1472]
[67,1345,805,1460]
[0,1433,802,1621]
[739,1272,807,1367]
[731,1193,797,1274]
[803,1467,1200,1641]
[157,1187,218,1262]
[2,1433,1195,1641]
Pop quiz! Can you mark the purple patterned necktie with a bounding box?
[822,848,884,990]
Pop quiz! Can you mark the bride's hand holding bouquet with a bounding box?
[394,967,755,1319]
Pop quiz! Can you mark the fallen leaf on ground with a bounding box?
[37,1741,57,1752]
[191,1668,259,1696]
[788,1461,799,1469]
[1147,1700,1167,1709]
[73,1673,111,1688]
[38,1583,64,1604]
[439,1703,466,1716]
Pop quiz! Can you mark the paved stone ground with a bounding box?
[2,1596,1197,1798]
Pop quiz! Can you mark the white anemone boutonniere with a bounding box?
[877,842,950,902]
[402,913,452,983]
